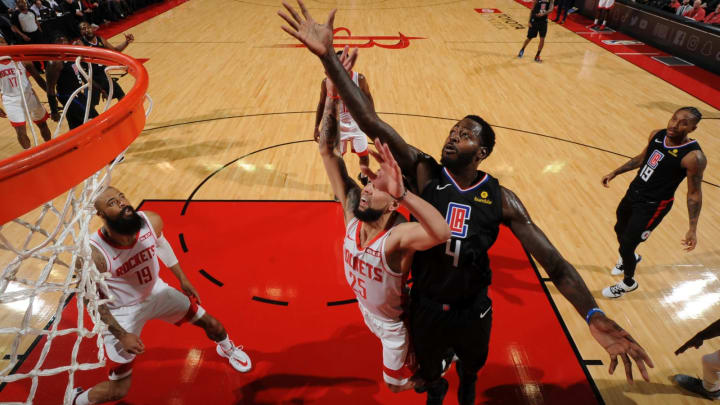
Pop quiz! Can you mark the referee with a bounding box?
[518,0,554,63]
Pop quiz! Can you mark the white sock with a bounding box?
[602,19,607,24]
[75,390,93,405]
[594,18,598,23]
[703,380,720,392]
[217,336,233,352]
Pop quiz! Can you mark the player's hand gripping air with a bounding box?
[589,315,654,382]
[361,140,405,200]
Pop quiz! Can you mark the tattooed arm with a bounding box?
[91,245,145,354]
[602,130,658,187]
[502,186,654,382]
[681,150,707,251]
[317,82,362,224]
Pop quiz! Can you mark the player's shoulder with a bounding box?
[140,210,164,234]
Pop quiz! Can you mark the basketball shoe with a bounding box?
[611,254,641,275]
[217,342,252,372]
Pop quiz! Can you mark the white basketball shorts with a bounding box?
[358,302,415,386]
[340,128,369,156]
[3,90,48,127]
[102,280,205,380]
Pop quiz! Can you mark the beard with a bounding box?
[353,200,385,223]
[105,207,144,235]
[441,149,476,171]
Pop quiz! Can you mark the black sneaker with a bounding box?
[426,378,449,405]
[457,361,477,405]
[674,374,720,400]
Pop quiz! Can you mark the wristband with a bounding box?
[390,188,407,202]
[585,307,604,324]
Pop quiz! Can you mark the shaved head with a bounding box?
[95,187,143,236]
[94,186,119,212]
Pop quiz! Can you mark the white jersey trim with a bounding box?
[353,218,403,278]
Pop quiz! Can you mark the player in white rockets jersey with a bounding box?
[318,73,451,393]
[0,36,52,149]
[71,187,251,405]
[314,49,372,185]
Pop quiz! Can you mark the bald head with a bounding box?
[95,187,144,236]
[94,186,121,213]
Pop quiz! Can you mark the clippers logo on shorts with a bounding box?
[641,230,651,240]
[446,203,471,238]
[647,150,664,169]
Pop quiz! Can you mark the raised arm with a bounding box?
[317,84,361,223]
[602,130,657,187]
[313,79,327,141]
[101,34,133,52]
[681,150,706,251]
[278,0,420,174]
[357,73,375,112]
[502,186,653,382]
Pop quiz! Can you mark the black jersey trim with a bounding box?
[442,167,489,193]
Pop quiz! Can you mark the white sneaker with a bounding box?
[610,254,642,275]
[602,280,638,298]
[71,387,84,405]
[217,343,252,372]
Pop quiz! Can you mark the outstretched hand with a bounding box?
[278,0,336,57]
[589,314,654,382]
[362,140,405,200]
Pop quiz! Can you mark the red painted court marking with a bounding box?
[1,201,600,404]
[96,0,188,39]
[511,1,720,110]
[272,27,426,49]
[475,8,503,13]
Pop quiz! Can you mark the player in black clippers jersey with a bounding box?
[277,4,654,404]
[518,0,554,62]
[46,33,100,129]
[601,107,707,298]
[78,22,134,104]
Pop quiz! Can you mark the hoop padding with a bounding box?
[0,45,148,225]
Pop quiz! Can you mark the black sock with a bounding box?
[623,277,635,286]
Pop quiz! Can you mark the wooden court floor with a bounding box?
[1,0,719,404]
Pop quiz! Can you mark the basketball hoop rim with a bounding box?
[0,45,149,224]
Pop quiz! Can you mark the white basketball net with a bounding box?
[0,56,151,404]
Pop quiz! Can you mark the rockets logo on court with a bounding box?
[647,150,664,169]
[446,202,471,238]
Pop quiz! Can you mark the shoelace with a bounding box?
[610,285,624,295]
